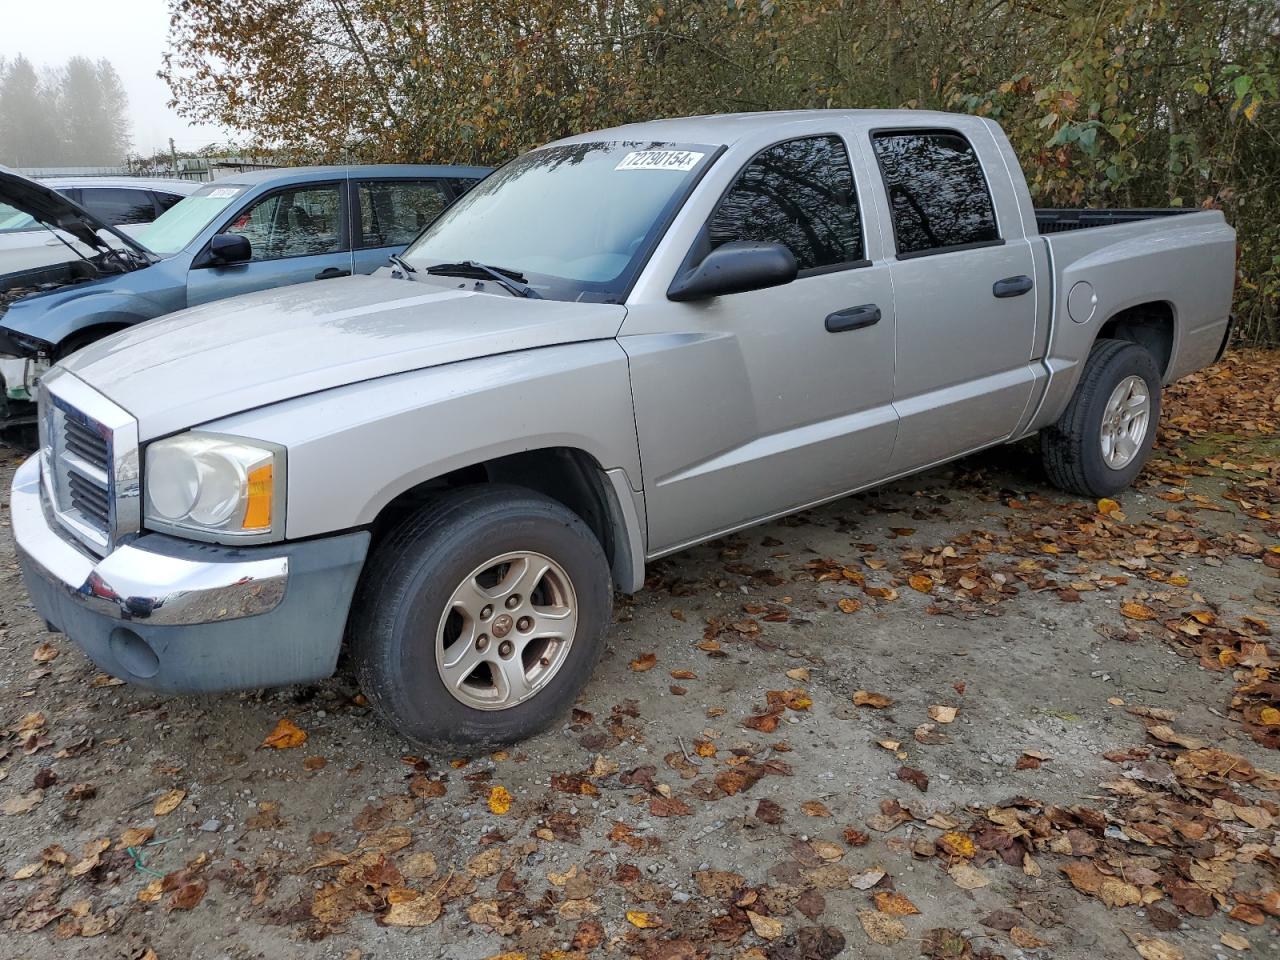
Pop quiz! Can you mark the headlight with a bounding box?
[144,432,285,542]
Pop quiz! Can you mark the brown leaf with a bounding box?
[650,795,691,817]
[928,705,957,723]
[166,880,207,912]
[897,766,929,792]
[630,653,658,672]
[1011,926,1049,949]
[800,800,831,817]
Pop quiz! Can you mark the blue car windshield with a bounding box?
[403,141,718,302]
[135,183,249,256]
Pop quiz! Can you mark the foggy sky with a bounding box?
[1,0,229,154]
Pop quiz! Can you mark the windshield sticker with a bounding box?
[615,150,705,172]
[206,187,241,199]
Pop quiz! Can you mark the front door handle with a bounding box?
[315,267,352,280]
[993,275,1033,298]
[825,303,881,333]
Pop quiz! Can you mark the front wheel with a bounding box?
[349,485,612,747]
[1040,338,1162,498]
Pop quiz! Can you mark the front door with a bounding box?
[870,129,1039,472]
[186,181,354,307]
[623,133,899,554]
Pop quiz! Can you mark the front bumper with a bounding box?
[11,456,369,693]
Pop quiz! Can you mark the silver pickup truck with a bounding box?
[11,110,1235,746]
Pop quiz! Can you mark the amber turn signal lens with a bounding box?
[242,463,273,530]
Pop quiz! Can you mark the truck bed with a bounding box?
[1034,207,1198,234]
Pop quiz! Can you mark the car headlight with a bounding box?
[144,432,285,542]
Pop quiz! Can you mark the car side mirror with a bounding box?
[667,241,798,302]
[208,233,251,265]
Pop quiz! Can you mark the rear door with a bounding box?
[185,179,354,307]
[869,126,1039,473]
[349,178,454,274]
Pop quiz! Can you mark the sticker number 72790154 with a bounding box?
[615,150,706,172]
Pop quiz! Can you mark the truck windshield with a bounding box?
[403,141,718,302]
[135,183,249,256]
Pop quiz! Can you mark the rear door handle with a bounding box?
[315,267,352,280]
[825,303,881,333]
[993,275,1033,298]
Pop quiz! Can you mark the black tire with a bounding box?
[1040,338,1162,498]
[349,485,612,747]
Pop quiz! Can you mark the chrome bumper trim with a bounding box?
[12,457,288,625]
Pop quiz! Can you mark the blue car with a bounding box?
[0,164,489,407]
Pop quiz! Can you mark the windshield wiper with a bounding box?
[388,253,417,276]
[425,260,542,299]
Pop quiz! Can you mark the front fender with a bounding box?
[1,268,184,353]
[202,340,644,540]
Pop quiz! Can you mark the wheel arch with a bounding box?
[368,446,646,593]
[1092,300,1177,380]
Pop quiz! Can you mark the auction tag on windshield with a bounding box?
[206,187,241,199]
[615,150,705,172]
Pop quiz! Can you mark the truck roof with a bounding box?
[551,109,984,148]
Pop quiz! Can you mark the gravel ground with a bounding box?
[0,370,1276,960]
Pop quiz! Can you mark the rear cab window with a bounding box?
[708,134,865,275]
[870,130,1000,258]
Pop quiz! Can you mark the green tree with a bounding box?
[58,57,133,164]
[0,55,63,166]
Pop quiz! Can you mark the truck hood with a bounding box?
[60,273,627,439]
[0,167,152,267]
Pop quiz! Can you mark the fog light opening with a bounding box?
[108,627,160,679]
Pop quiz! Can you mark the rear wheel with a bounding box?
[1040,338,1161,498]
[349,485,612,747]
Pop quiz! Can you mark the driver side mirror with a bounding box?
[667,241,797,302]
[208,232,251,265]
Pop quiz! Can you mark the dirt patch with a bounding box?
[0,351,1276,959]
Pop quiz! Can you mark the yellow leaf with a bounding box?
[487,785,512,815]
[1258,707,1280,727]
[747,910,784,940]
[873,891,920,916]
[153,789,186,817]
[929,705,958,723]
[838,597,862,613]
[1097,497,1121,515]
[938,832,976,859]
[908,574,933,593]
[853,690,893,709]
[261,717,307,749]
[626,910,661,928]
[1121,601,1158,621]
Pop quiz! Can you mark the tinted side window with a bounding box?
[154,191,187,213]
[871,131,999,255]
[357,180,449,248]
[708,135,863,272]
[78,188,158,225]
[224,184,344,261]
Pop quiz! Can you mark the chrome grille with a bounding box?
[37,368,140,555]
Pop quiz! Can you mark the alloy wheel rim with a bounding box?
[1100,375,1150,470]
[435,551,578,711]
